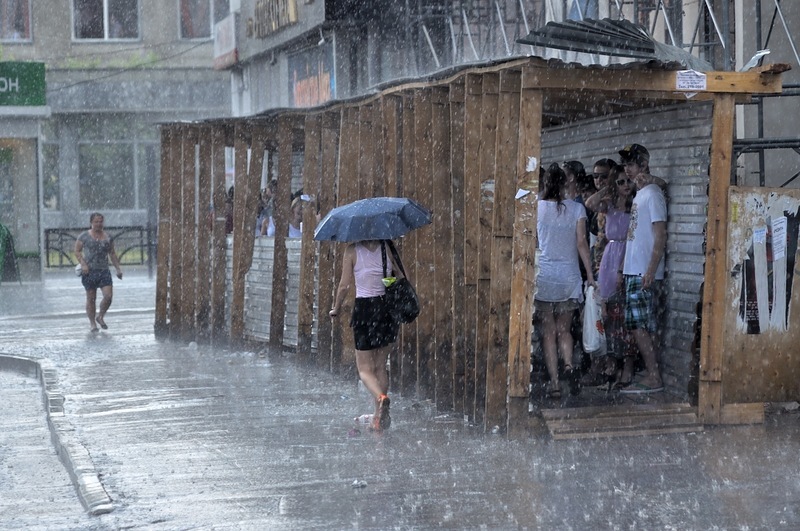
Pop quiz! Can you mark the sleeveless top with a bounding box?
[354,242,391,298]
[77,231,113,270]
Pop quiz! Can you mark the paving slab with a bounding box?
[2,272,800,529]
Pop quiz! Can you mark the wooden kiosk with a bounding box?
[155,57,792,436]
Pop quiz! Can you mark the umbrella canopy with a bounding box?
[314,197,432,242]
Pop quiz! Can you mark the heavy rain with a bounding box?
[2,0,800,529]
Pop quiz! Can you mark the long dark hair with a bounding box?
[542,162,566,212]
[608,163,635,213]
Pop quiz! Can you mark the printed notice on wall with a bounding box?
[772,216,787,261]
[676,70,707,91]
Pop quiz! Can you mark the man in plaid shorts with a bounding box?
[617,144,666,394]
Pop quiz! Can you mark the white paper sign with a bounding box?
[515,188,531,200]
[753,226,767,244]
[772,216,787,261]
[676,70,707,91]
[525,156,538,172]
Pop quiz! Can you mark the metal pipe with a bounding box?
[495,1,511,56]
[421,23,441,68]
[773,0,800,66]
[462,8,480,61]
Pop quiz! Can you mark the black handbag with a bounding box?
[381,240,420,324]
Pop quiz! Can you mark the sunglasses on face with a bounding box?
[593,173,609,180]
[616,178,633,186]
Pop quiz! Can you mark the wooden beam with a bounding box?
[521,66,784,95]
[485,70,520,431]
[449,79,466,415]
[475,72,499,428]
[462,74,482,420]
[196,126,212,341]
[382,95,403,391]
[698,93,735,424]
[334,107,360,374]
[269,118,293,349]
[297,115,320,362]
[210,125,228,344]
[431,86,454,410]
[507,81,544,436]
[180,127,198,341]
[316,112,340,371]
[155,126,172,338]
[399,95,418,396]
[167,125,183,339]
[413,89,436,398]
[229,124,250,343]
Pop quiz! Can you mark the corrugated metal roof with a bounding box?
[518,18,714,72]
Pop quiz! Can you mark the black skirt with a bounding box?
[350,295,399,351]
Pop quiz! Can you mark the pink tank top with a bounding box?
[354,242,391,298]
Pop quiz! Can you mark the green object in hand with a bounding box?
[382,276,396,287]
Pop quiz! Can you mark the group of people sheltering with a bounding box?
[535,143,667,399]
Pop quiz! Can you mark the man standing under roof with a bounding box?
[617,144,666,394]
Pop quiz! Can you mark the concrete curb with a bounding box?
[0,354,113,516]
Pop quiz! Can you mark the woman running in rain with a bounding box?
[329,239,403,431]
[74,212,123,332]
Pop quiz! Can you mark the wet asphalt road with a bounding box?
[2,271,800,530]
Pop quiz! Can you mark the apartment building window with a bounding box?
[73,0,138,40]
[0,0,30,41]
[180,0,229,39]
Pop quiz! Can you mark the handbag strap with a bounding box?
[380,240,407,278]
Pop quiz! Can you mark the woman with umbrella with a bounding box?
[329,240,403,432]
[318,197,431,432]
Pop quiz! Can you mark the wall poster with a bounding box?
[731,191,800,334]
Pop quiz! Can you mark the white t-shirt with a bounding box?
[535,199,586,302]
[623,183,667,279]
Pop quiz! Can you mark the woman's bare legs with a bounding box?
[355,346,390,416]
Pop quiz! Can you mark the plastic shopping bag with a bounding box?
[582,284,606,354]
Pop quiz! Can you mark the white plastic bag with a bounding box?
[582,284,606,354]
[75,263,83,276]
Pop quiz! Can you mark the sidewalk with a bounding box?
[2,272,800,529]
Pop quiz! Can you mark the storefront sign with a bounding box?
[254,0,297,38]
[0,62,45,106]
[288,42,334,108]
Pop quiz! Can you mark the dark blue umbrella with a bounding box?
[314,197,432,242]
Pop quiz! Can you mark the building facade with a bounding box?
[0,0,230,277]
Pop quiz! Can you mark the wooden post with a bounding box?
[449,80,466,415]
[475,72,499,427]
[196,126,212,341]
[270,118,293,349]
[431,86,454,410]
[358,103,377,199]
[168,125,184,339]
[155,126,172,338]
[334,108,360,374]
[210,125,229,344]
[462,74,482,420]
[180,127,198,341]
[297,114,321,361]
[316,112,339,371]
[507,74,543,437]
[484,70,520,431]
[413,89,436,398]
[382,95,403,391]
[399,94,418,396]
[230,123,251,343]
[698,93,735,424]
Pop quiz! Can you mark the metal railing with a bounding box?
[44,225,156,276]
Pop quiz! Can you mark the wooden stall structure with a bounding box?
[155,57,789,435]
